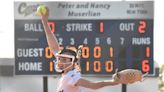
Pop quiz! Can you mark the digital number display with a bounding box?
[14,1,154,76]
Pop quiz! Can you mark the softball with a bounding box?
[36,5,47,16]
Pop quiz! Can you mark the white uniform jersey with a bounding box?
[56,69,83,92]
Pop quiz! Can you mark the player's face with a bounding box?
[55,52,76,73]
[57,57,72,69]
[56,52,74,70]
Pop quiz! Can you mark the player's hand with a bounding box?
[111,79,120,84]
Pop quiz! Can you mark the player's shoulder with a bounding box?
[66,68,81,78]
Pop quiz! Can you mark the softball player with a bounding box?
[40,7,120,92]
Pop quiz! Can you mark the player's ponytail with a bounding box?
[75,45,83,72]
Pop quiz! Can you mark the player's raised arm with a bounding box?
[39,6,60,53]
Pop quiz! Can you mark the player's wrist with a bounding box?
[41,17,48,25]
[42,16,48,22]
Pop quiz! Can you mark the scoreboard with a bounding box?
[14,1,154,76]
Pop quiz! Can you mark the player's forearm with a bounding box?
[102,80,119,86]
[77,79,119,90]
[91,80,119,89]
[42,18,60,52]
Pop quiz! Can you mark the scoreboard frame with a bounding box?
[14,1,154,76]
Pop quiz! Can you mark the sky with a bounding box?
[0,0,164,67]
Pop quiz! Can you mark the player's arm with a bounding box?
[75,78,119,89]
[41,8,60,52]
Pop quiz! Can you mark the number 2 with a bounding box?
[58,38,63,45]
[138,21,146,33]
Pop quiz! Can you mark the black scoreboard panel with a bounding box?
[15,19,153,75]
[14,1,154,76]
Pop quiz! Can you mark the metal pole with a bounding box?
[43,76,48,92]
[122,84,127,92]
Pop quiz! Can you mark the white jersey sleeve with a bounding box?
[56,69,83,92]
[67,70,81,86]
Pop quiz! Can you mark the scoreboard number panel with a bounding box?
[14,1,154,76]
